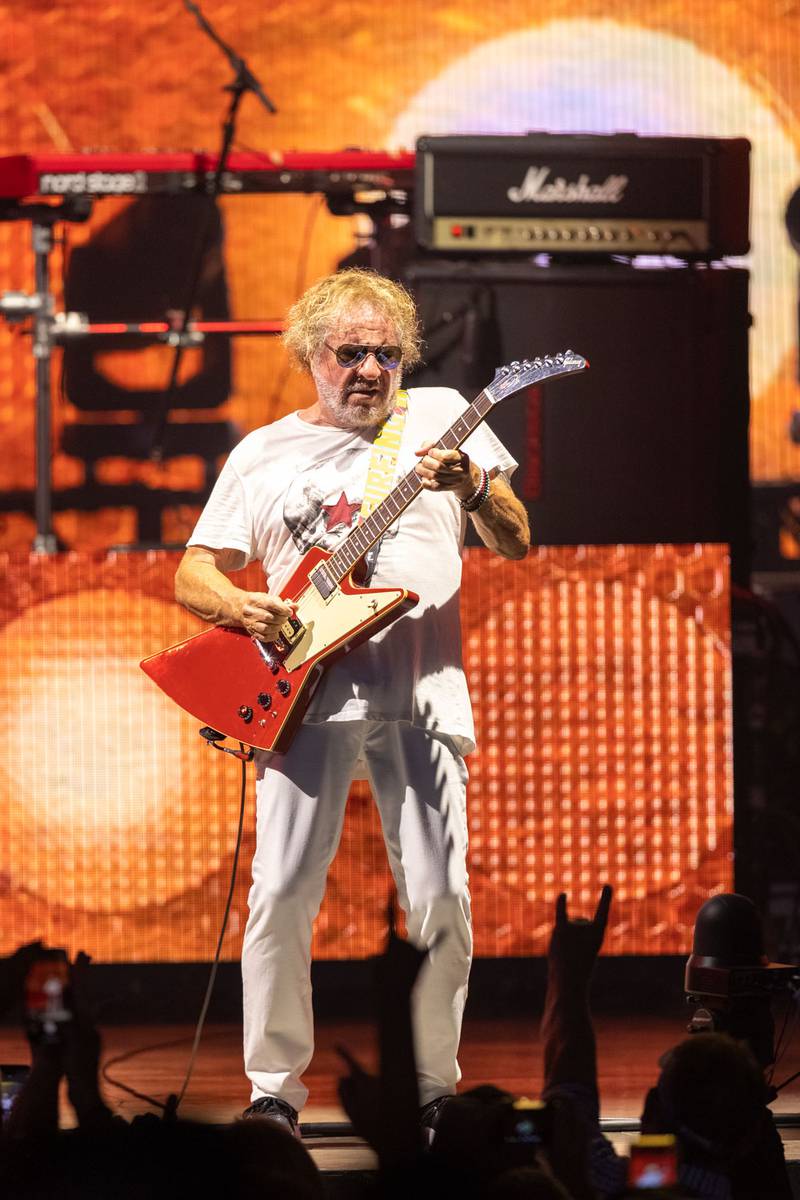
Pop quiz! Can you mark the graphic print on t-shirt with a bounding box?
[283,444,398,579]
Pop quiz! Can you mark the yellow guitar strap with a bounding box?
[359,389,409,519]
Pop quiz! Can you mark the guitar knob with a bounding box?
[257,692,272,710]
[277,679,291,697]
[238,704,253,723]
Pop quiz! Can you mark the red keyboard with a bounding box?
[0,150,415,199]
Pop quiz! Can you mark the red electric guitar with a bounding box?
[140,351,588,751]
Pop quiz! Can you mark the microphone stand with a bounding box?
[148,0,277,462]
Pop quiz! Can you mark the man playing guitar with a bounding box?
[174,268,530,1135]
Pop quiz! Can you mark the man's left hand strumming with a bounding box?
[414,442,530,561]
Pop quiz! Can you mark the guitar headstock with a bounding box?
[486,350,589,402]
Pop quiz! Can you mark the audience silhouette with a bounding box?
[0,887,794,1198]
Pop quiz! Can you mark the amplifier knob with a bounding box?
[603,229,615,241]
[588,226,601,241]
[547,228,559,240]
[532,227,544,240]
[561,229,573,240]
[576,229,588,241]
[619,228,632,241]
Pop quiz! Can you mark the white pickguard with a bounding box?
[283,581,404,671]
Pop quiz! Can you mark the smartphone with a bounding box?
[501,1097,551,1165]
[0,1065,31,1121]
[24,957,72,1043]
[628,1134,679,1189]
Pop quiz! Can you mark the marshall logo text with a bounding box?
[507,166,628,205]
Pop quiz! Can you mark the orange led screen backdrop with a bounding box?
[0,545,731,962]
[0,2,753,959]
[0,0,799,553]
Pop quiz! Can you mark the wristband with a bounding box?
[460,467,491,513]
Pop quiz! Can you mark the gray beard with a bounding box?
[316,378,397,431]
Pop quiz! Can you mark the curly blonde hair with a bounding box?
[283,268,422,371]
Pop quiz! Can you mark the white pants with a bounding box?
[241,719,473,1112]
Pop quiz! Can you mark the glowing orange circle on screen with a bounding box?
[388,16,800,480]
[461,545,732,931]
[0,589,238,913]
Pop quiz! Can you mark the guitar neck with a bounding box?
[327,387,495,582]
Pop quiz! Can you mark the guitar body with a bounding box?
[140,547,418,753]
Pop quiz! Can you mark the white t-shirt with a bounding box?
[188,386,517,755]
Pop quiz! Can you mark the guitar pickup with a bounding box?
[278,615,305,648]
[310,564,336,600]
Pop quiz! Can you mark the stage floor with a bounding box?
[3,1016,800,1171]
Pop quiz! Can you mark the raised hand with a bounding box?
[374,892,433,998]
[547,885,613,986]
[0,940,48,1017]
[62,952,111,1126]
[370,892,440,1164]
[335,1044,383,1151]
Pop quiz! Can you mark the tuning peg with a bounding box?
[499,365,510,376]
[555,353,564,363]
[522,358,531,368]
[510,360,520,370]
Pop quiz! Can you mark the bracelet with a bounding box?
[460,466,491,513]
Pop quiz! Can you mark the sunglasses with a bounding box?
[325,342,403,370]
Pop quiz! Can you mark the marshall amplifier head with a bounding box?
[415,133,750,258]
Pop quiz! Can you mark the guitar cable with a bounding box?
[101,732,252,1118]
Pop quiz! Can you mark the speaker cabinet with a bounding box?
[403,261,750,579]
